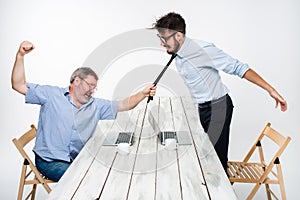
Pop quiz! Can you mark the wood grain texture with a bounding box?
[48,97,237,200]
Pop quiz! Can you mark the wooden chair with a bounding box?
[227,122,291,200]
[12,124,56,200]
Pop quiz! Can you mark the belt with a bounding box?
[198,94,228,109]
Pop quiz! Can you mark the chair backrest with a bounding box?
[227,123,291,200]
[263,123,289,147]
[243,123,291,162]
[13,124,37,165]
[243,123,291,178]
[13,124,52,186]
[13,124,36,148]
[13,124,54,200]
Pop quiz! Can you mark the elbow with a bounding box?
[241,68,252,79]
[11,82,26,95]
[11,85,17,91]
[11,81,18,91]
[129,104,137,111]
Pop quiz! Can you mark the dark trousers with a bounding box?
[198,94,234,171]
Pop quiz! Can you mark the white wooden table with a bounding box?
[48,96,237,200]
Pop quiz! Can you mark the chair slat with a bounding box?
[13,124,56,200]
[227,123,290,200]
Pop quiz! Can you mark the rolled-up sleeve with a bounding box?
[205,42,250,78]
[25,83,48,105]
[96,99,119,120]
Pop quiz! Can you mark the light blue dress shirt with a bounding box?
[25,83,119,162]
[176,37,250,104]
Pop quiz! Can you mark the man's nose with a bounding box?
[160,41,166,47]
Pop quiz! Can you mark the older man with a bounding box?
[11,41,156,181]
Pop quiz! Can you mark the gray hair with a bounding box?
[70,67,98,83]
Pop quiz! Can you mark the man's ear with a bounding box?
[176,32,184,42]
[73,77,81,86]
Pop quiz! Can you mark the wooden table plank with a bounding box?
[155,97,182,199]
[180,96,238,200]
[126,98,159,200]
[98,105,144,200]
[171,96,210,200]
[48,96,237,200]
[71,112,133,199]
[47,120,115,200]
[71,147,117,200]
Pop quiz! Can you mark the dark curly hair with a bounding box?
[152,12,186,34]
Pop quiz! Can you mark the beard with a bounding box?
[166,39,180,55]
[74,86,92,106]
[80,92,92,104]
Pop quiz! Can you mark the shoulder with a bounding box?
[192,39,215,48]
[26,83,67,95]
[92,98,118,107]
[93,98,119,109]
[92,98,119,119]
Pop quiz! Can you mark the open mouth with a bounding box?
[85,93,92,98]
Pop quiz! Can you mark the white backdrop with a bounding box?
[1,0,299,199]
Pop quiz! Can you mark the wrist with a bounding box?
[16,52,25,59]
[266,85,275,94]
[141,90,147,98]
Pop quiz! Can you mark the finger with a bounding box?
[150,86,157,90]
[21,41,34,50]
[23,44,34,51]
[280,102,287,112]
[275,100,278,109]
[150,90,156,96]
[23,46,33,51]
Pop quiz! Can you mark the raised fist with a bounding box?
[18,41,35,56]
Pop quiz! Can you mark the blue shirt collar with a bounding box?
[177,37,191,58]
[63,86,70,96]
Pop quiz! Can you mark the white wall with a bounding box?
[1,0,299,199]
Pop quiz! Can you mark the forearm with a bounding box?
[243,69,275,94]
[118,91,146,112]
[243,68,287,111]
[12,41,34,95]
[11,53,27,95]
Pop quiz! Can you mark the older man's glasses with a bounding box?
[157,32,177,44]
[79,77,97,90]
